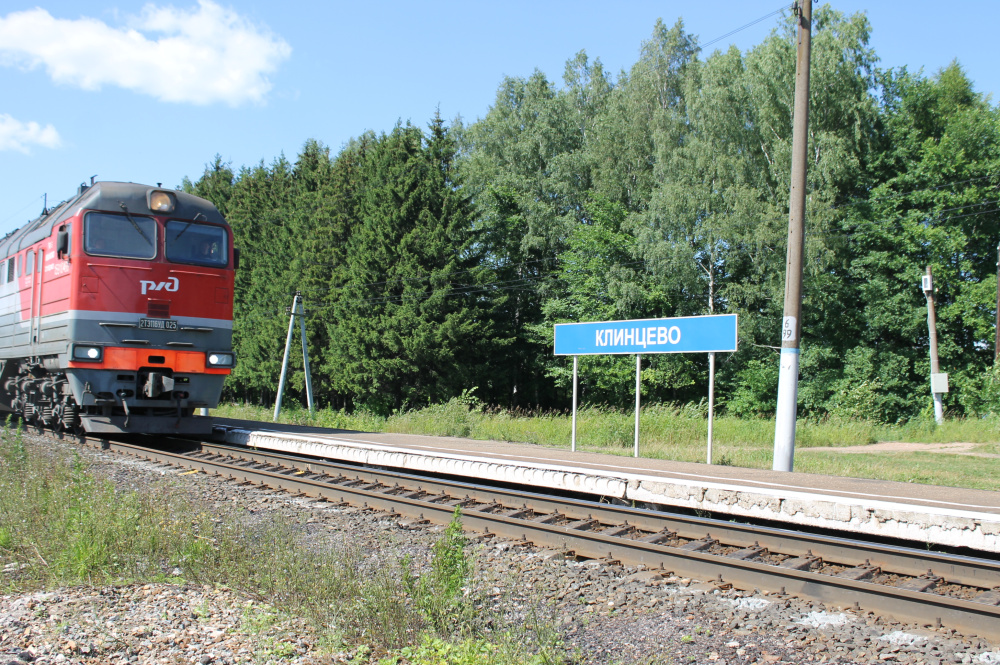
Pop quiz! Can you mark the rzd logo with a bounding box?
[140,277,179,295]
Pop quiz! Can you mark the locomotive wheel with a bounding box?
[40,405,54,428]
[60,402,80,433]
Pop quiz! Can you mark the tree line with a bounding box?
[183,6,1000,422]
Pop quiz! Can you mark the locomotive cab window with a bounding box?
[84,212,157,260]
[26,251,33,275]
[165,221,228,268]
[57,224,71,259]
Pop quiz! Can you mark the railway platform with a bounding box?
[210,418,1000,553]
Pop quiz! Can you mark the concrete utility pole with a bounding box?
[923,267,946,425]
[773,0,812,472]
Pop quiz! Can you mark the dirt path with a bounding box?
[804,441,1000,458]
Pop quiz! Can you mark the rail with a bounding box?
[75,434,1000,640]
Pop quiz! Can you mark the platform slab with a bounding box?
[212,419,1000,553]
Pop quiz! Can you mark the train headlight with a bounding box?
[148,190,176,213]
[206,352,234,368]
[72,345,103,361]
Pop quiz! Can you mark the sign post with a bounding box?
[571,355,579,452]
[707,351,716,464]
[555,314,737,458]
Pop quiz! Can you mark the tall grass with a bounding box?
[216,400,1000,450]
[0,422,566,663]
[214,400,1000,488]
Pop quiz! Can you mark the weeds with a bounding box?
[0,425,568,664]
[406,506,472,633]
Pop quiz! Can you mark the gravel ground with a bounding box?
[3,432,1000,665]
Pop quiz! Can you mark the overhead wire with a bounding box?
[698,4,791,51]
[0,194,46,232]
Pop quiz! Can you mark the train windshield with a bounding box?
[84,212,157,259]
[165,221,228,267]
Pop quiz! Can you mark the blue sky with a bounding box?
[0,1,996,234]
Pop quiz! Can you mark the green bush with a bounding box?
[725,359,779,418]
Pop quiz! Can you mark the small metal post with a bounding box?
[571,355,578,452]
[273,293,298,422]
[297,295,314,413]
[707,351,716,464]
[634,354,641,458]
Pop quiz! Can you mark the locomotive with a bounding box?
[0,181,235,434]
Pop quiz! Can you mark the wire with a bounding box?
[698,4,791,51]
[0,194,45,232]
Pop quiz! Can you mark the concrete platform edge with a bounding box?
[221,428,1000,553]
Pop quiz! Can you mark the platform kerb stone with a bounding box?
[224,429,626,502]
[222,429,1000,553]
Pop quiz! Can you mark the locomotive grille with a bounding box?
[147,300,170,319]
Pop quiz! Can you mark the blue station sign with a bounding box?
[554,314,738,356]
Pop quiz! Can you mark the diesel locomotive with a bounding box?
[0,181,235,434]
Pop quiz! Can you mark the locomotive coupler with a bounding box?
[142,372,175,398]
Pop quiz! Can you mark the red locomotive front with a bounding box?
[0,181,235,434]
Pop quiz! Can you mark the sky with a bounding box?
[0,1,996,234]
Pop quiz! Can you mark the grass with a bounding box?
[0,420,567,664]
[792,451,1000,490]
[214,400,1000,490]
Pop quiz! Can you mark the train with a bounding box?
[0,181,235,434]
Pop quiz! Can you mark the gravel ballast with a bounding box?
[2,432,999,665]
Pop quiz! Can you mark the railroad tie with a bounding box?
[679,536,719,552]
[727,544,767,561]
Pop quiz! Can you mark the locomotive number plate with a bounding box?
[139,318,178,331]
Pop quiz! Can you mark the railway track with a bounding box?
[77,433,1000,640]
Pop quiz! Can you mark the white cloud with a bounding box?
[0,114,61,153]
[0,1,291,106]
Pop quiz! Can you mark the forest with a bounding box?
[182,6,1000,423]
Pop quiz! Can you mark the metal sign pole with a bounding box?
[707,351,716,464]
[634,354,641,458]
[273,294,298,422]
[571,355,578,452]
[297,295,314,413]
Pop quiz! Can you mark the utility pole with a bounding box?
[773,0,812,472]
[995,241,1000,364]
[923,267,946,424]
[273,292,315,421]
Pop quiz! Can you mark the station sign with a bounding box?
[554,314,737,356]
